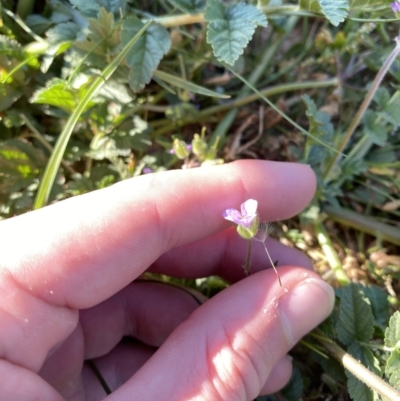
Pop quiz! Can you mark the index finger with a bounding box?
[0,160,316,309]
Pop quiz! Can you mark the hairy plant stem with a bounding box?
[324,205,400,246]
[314,220,350,285]
[150,79,338,136]
[152,6,313,27]
[323,36,400,181]
[316,333,400,401]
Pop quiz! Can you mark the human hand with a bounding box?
[0,160,334,401]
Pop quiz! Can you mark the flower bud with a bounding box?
[236,215,259,240]
[173,139,190,159]
[192,134,207,158]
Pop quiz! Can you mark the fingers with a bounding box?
[0,160,316,310]
[80,282,202,359]
[107,268,334,401]
[150,228,313,282]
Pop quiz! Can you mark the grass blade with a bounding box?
[33,20,153,209]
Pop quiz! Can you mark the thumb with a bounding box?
[109,267,335,401]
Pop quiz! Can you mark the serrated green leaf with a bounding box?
[30,78,97,113]
[362,109,388,146]
[205,0,267,66]
[386,349,400,390]
[0,84,22,112]
[166,0,206,14]
[380,103,400,126]
[121,17,171,92]
[69,0,125,18]
[281,367,303,401]
[46,21,81,45]
[0,139,45,185]
[25,14,52,35]
[336,283,374,345]
[303,95,334,139]
[153,70,230,98]
[299,0,348,26]
[318,0,349,26]
[385,311,400,348]
[359,284,389,329]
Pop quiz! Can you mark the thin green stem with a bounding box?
[151,79,338,136]
[226,66,341,154]
[244,239,253,276]
[3,8,45,43]
[323,36,400,181]
[315,220,351,285]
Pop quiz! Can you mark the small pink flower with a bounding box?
[392,1,400,12]
[222,199,258,229]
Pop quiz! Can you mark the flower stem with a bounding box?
[323,36,400,181]
[244,239,253,276]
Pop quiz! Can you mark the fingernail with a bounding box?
[278,278,335,346]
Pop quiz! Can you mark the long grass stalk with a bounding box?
[323,36,400,181]
[33,21,152,209]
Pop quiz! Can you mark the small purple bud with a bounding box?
[143,167,153,174]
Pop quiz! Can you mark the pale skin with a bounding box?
[0,160,335,401]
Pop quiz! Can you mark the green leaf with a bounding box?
[362,109,388,146]
[121,17,171,92]
[153,70,230,98]
[0,84,22,112]
[299,0,349,26]
[281,367,303,401]
[345,343,379,401]
[0,139,44,180]
[359,284,389,329]
[386,348,400,390]
[380,103,400,126]
[318,0,349,26]
[46,21,81,44]
[303,95,334,138]
[205,0,267,66]
[385,311,400,349]
[166,0,206,14]
[30,78,97,113]
[336,283,374,345]
[69,0,125,18]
